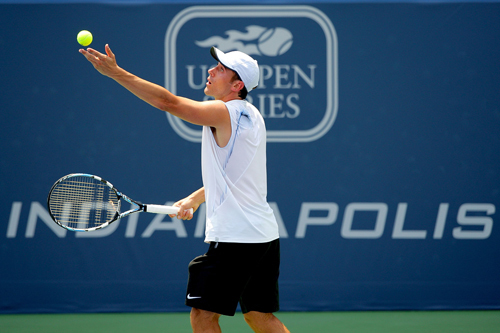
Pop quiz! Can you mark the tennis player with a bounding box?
[80,44,289,333]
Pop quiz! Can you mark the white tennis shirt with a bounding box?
[201,99,279,243]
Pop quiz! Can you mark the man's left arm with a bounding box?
[79,45,229,129]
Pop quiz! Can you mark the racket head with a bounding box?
[47,173,121,232]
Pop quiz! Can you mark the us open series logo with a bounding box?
[165,6,338,143]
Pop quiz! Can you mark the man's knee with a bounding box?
[191,307,221,323]
[243,311,274,325]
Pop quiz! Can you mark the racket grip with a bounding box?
[145,205,193,215]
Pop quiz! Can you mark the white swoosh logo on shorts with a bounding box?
[187,294,201,299]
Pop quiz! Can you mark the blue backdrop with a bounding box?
[1,2,499,313]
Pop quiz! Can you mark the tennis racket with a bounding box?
[47,173,191,232]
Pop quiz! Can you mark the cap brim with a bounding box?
[210,47,235,72]
[210,46,220,62]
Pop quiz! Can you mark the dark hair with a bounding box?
[230,69,248,100]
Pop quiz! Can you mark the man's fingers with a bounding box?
[78,46,117,76]
[79,49,98,64]
[105,44,115,58]
[171,206,192,220]
[86,48,104,58]
[177,208,194,220]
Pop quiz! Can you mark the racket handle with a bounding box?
[145,205,193,215]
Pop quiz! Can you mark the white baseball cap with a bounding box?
[210,46,259,91]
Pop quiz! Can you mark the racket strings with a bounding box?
[49,176,119,229]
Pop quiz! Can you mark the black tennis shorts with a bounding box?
[185,238,280,316]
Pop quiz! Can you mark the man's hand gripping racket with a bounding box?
[47,173,193,232]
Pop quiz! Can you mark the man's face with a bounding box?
[204,63,237,100]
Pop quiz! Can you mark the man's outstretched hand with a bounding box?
[79,44,120,78]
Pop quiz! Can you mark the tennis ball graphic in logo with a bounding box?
[257,28,293,56]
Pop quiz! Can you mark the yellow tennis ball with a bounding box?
[77,30,93,46]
